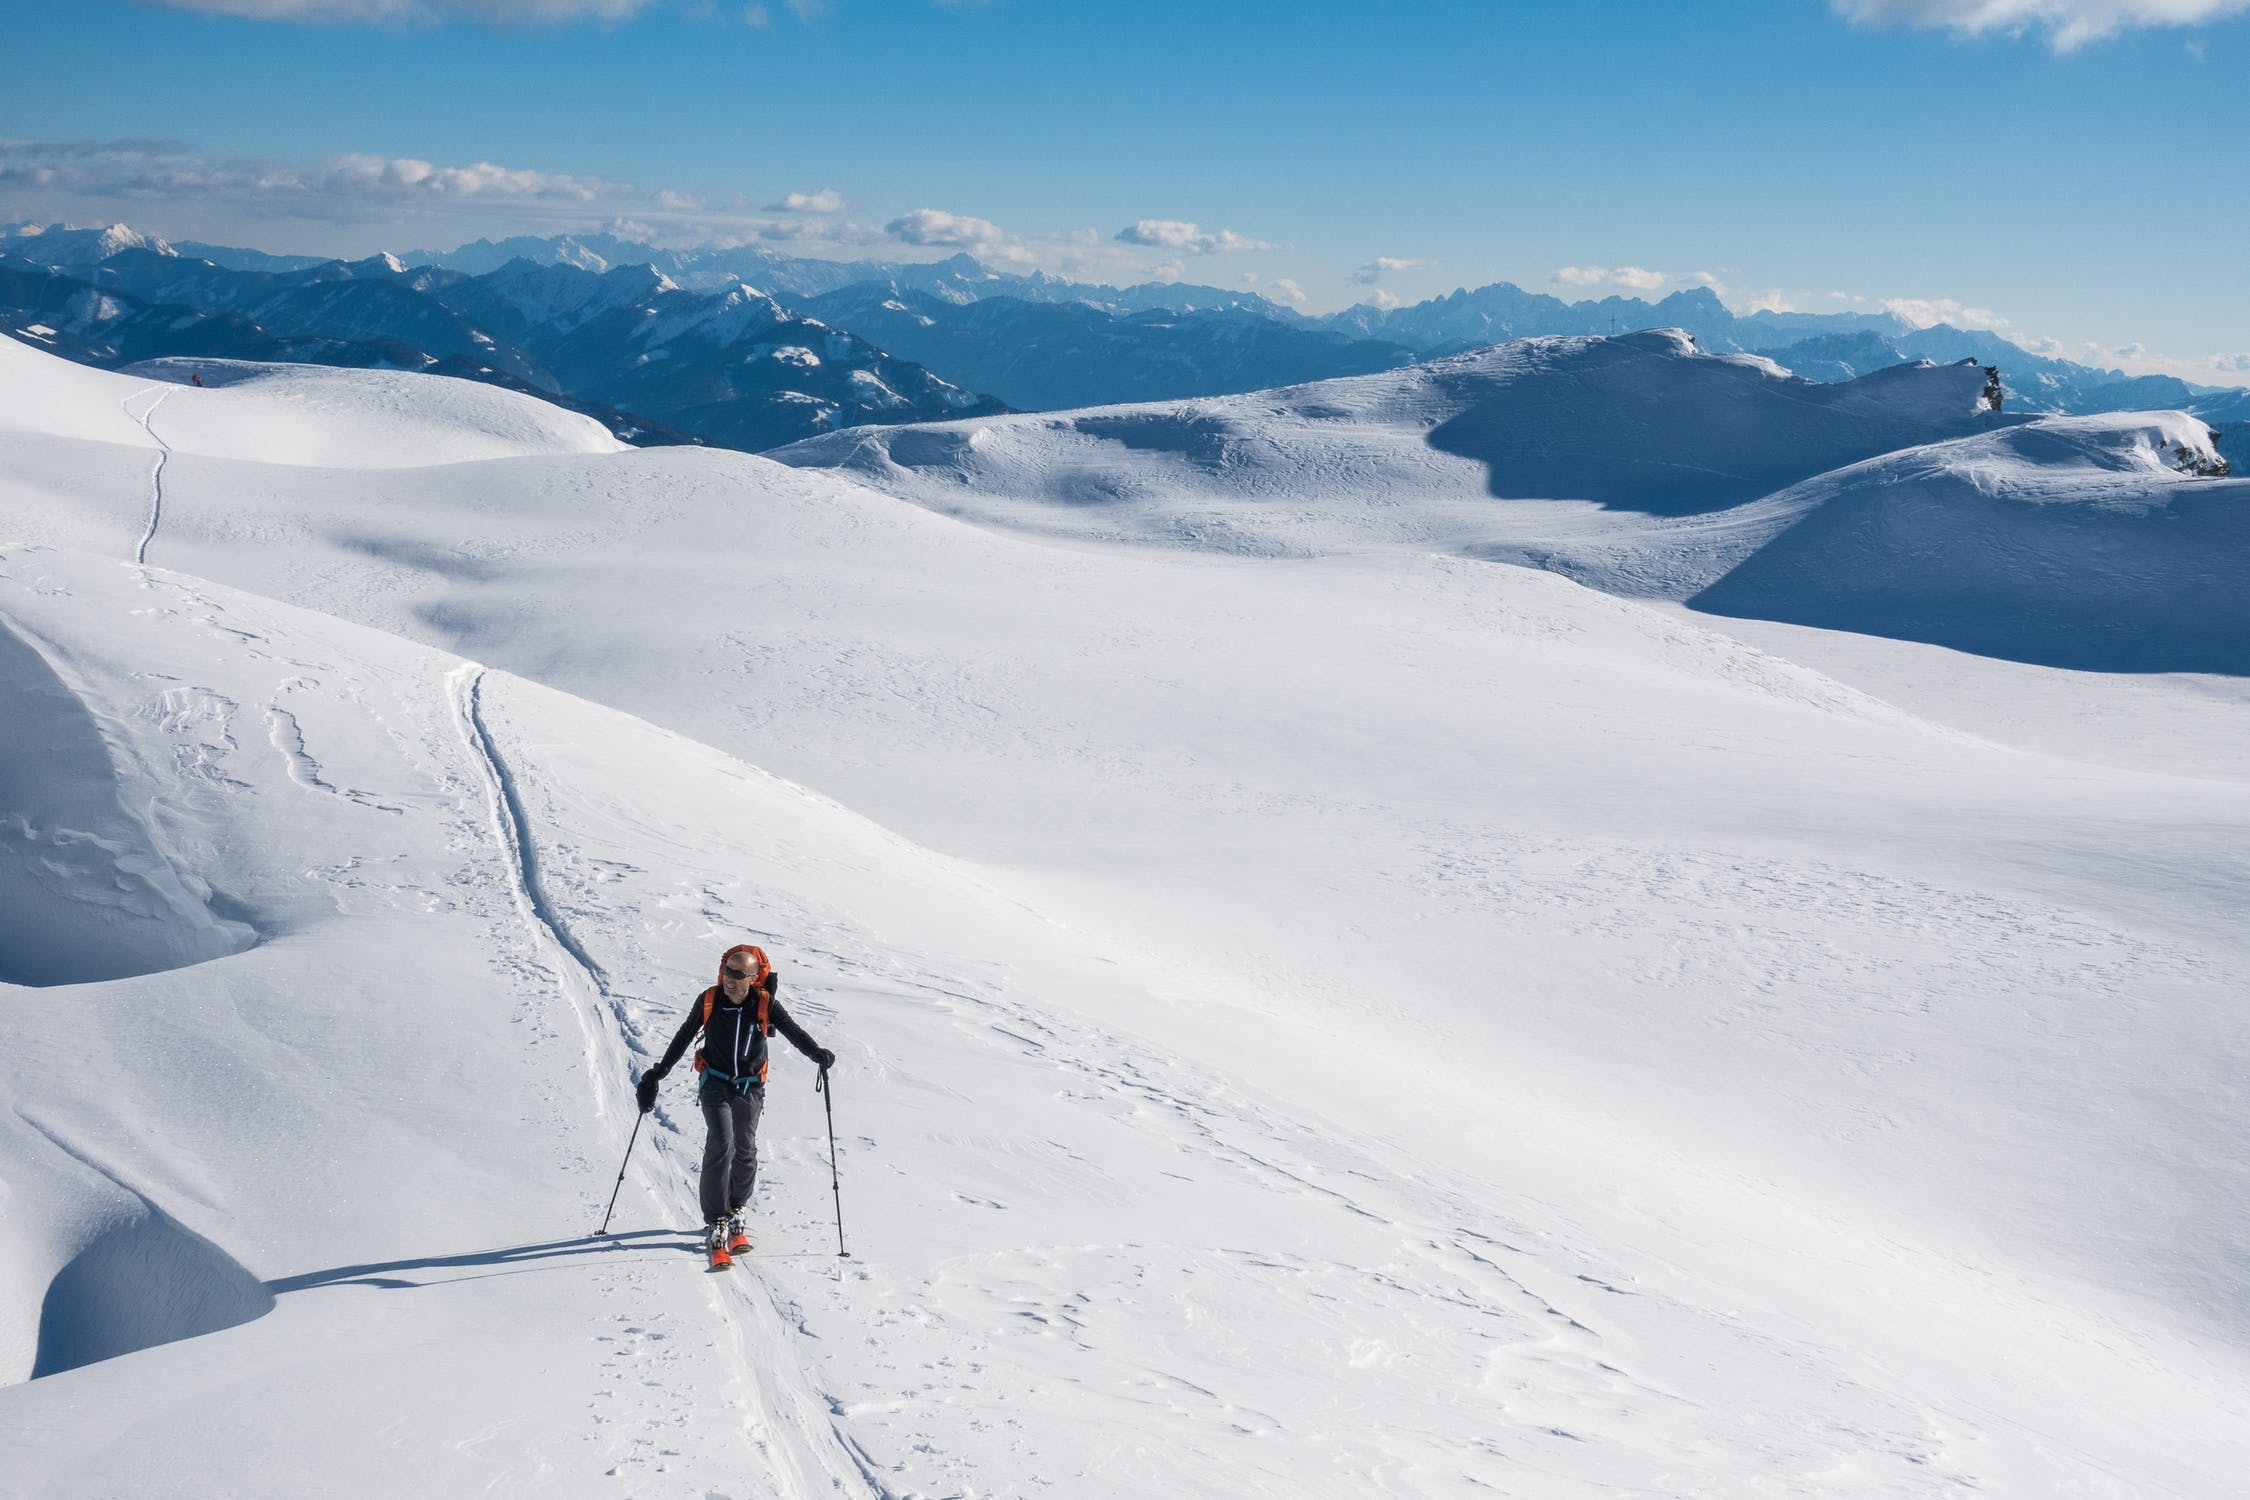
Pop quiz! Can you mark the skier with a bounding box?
[635,943,836,1270]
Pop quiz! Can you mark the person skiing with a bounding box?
[635,943,835,1270]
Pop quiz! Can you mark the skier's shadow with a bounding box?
[267,1229,691,1293]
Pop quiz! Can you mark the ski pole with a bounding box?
[594,1109,644,1237]
[816,1065,849,1257]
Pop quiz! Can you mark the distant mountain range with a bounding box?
[3,220,2243,456]
[0,225,1003,449]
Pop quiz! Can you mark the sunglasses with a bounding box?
[721,966,759,981]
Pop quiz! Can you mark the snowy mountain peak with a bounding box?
[0,220,177,269]
[1610,325,1702,357]
[343,251,409,277]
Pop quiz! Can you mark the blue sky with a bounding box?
[5,0,2248,384]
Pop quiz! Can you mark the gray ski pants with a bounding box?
[698,1076,764,1224]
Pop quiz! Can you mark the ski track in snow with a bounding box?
[445,663,881,1496]
[590,906,1749,1493]
[446,663,614,1114]
[264,701,406,813]
[123,384,171,568]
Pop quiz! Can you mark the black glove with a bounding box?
[635,1070,664,1113]
[811,1046,836,1071]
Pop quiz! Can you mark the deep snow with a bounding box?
[2,332,2247,1497]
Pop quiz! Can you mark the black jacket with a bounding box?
[655,976,823,1087]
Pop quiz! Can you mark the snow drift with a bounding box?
[0,613,257,985]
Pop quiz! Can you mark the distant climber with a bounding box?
[190,372,203,387]
[634,944,835,1270]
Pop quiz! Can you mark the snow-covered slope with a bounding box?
[3,338,2248,1497]
[0,544,1223,1496]
[0,333,621,468]
[1684,413,2250,672]
[771,332,2250,674]
[771,329,2007,548]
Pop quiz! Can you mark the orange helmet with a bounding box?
[718,943,770,986]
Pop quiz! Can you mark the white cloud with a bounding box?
[768,188,844,213]
[1551,264,1669,292]
[0,137,900,255]
[1366,288,1401,310]
[1,140,1300,293]
[885,207,1010,249]
[1271,278,1310,308]
[709,215,883,245]
[1348,255,1428,285]
[1114,219,1278,255]
[322,153,618,201]
[1,140,622,205]
[1743,289,1800,314]
[2053,343,2250,388]
[1882,294,2006,329]
[1831,0,2250,49]
[132,0,656,21]
[1690,271,1726,292]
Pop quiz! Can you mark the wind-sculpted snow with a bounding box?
[20,1121,274,1381]
[1422,330,2002,513]
[0,611,257,985]
[1685,414,2250,673]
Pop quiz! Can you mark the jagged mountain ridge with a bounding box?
[0,234,1005,450]
[369,227,2250,417]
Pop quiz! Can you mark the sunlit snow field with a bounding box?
[1,332,2245,1498]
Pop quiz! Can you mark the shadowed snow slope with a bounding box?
[0,615,257,985]
[3,338,2249,1497]
[1684,413,2250,673]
